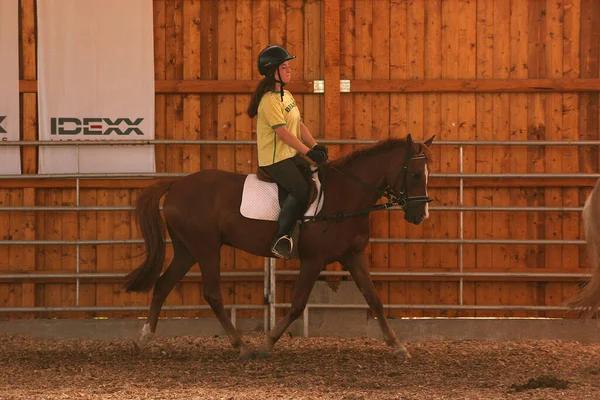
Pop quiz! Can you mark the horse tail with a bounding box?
[124,180,175,293]
[567,180,600,317]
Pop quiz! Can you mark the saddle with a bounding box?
[255,164,319,211]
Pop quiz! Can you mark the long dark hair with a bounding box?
[247,68,277,118]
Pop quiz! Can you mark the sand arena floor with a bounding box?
[0,333,599,399]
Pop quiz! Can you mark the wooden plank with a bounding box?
[422,0,442,317]
[353,0,373,280]
[154,0,167,173]
[371,0,390,312]
[491,0,512,317]
[2,176,598,190]
[43,189,64,316]
[78,188,97,312]
[173,0,203,317]
[0,270,589,284]
[508,0,530,316]
[578,0,599,295]
[299,0,323,166]
[182,0,201,174]
[403,0,425,317]
[128,189,150,318]
[7,190,23,318]
[163,0,184,318]
[60,189,78,318]
[20,0,37,174]
[293,0,323,281]
[561,0,581,310]
[18,77,600,94]
[439,0,461,317]
[335,0,356,292]
[12,188,35,317]
[543,0,565,318]
[235,0,260,318]
[200,0,218,172]
[457,0,477,317]
[324,0,340,160]
[578,0,600,177]
[524,0,548,317]
[110,189,131,317]
[20,191,36,318]
[475,0,495,317]
[216,0,236,314]
[95,189,114,317]
[33,190,46,318]
[345,78,600,93]
[269,0,286,44]
[388,0,408,317]
[165,0,184,183]
[508,1,530,249]
[248,0,268,173]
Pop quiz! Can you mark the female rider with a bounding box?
[247,45,328,259]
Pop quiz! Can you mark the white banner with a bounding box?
[37,0,155,173]
[0,0,21,174]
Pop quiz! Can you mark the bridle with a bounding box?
[305,145,432,222]
[385,149,431,211]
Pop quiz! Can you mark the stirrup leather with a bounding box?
[271,235,293,260]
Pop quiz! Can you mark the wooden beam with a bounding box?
[0,177,596,189]
[20,79,316,94]
[324,0,341,148]
[20,78,600,94]
[349,78,600,92]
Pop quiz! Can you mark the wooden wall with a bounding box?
[1,0,599,320]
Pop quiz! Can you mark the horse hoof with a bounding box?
[256,348,271,359]
[393,346,411,361]
[132,341,142,355]
[239,348,257,360]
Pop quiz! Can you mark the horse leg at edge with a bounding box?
[196,250,255,359]
[340,251,411,360]
[259,259,323,358]
[134,234,196,353]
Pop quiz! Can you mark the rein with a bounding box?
[304,146,432,223]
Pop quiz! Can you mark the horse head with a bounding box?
[389,134,434,225]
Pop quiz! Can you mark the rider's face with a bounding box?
[278,61,292,84]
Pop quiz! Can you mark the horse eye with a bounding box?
[411,173,420,179]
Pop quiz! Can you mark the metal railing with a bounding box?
[0,138,597,334]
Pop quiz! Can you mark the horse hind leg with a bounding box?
[259,258,323,358]
[134,227,196,353]
[187,243,255,359]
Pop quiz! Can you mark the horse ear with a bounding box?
[424,135,435,147]
[406,133,414,146]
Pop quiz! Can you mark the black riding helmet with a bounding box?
[257,45,296,76]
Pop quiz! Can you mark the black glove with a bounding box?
[306,149,327,165]
[312,144,329,156]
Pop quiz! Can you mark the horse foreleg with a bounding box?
[340,251,411,361]
[259,259,323,358]
[198,252,255,359]
[134,242,195,353]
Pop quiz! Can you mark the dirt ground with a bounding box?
[0,333,599,400]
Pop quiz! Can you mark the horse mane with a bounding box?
[331,137,432,167]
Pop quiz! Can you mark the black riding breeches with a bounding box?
[260,155,310,204]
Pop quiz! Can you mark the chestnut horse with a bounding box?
[568,177,600,317]
[125,134,434,360]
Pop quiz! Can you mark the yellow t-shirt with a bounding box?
[256,90,302,166]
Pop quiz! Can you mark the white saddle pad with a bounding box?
[240,171,324,221]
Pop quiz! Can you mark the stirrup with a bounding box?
[271,235,293,260]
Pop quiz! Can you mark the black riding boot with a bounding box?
[271,195,305,259]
